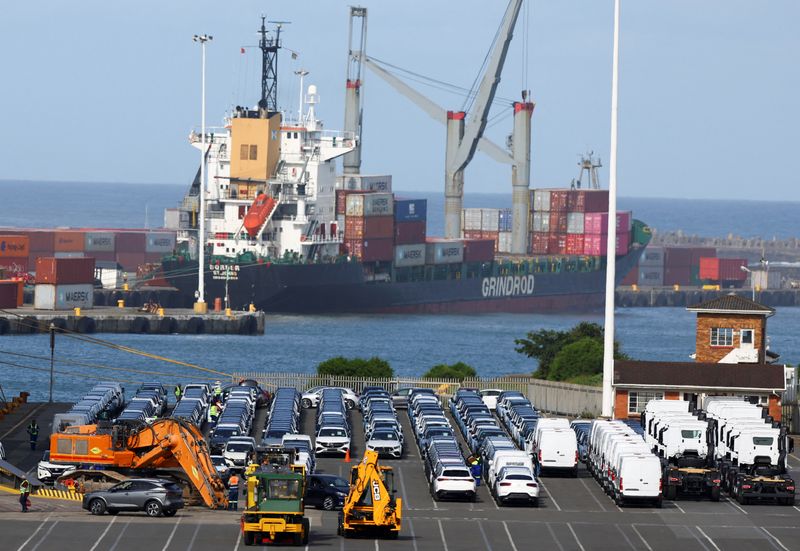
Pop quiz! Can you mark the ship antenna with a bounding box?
[258,16,290,112]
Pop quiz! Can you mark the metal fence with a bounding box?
[231,372,599,417]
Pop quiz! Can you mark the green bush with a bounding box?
[317,356,394,378]
[423,362,476,381]
[548,338,604,382]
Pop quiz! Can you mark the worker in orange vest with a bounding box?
[228,474,240,510]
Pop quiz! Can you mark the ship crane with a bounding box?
[571,152,602,190]
[355,0,531,253]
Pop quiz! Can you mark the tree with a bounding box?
[423,362,477,381]
[514,322,628,380]
[548,337,604,382]
[317,356,394,378]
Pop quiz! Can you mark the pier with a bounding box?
[617,287,800,308]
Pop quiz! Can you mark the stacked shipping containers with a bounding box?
[393,198,428,267]
[344,193,394,261]
[461,208,512,253]
[0,235,30,276]
[699,257,747,287]
[632,246,720,287]
[637,245,664,287]
[34,257,95,310]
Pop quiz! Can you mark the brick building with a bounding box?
[611,294,789,420]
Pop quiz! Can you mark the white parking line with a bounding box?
[502,521,518,551]
[478,521,493,551]
[28,520,60,551]
[566,523,586,551]
[672,501,686,514]
[615,524,637,550]
[794,505,800,514]
[108,521,130,551]
[761,527,790,551]
[630,524,654,551]
[88,515,117,551]
[185,523,202,550]
[160,516,181,551]
[15,515,51,551]
[437,519,449,551]
[407,519,419,551]
[545,522,566,551]
[725,498,748,515]
[374,539,380,551]
[396,465,411,509]
[695,526,721,551]
[537,479,561,511]
[578,477,608,511]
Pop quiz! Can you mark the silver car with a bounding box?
[82,478,184,517]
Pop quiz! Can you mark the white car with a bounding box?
[479,389,504,411]
[223,438,256,469]
[495,466,539,506]
[430,461,476,501]
[366,429,403,459]
[315,426,351,455]
[37,451,77,485]
[302,387,359,410]
[282,435,315,474]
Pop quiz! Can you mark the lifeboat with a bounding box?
[243,193,276,237]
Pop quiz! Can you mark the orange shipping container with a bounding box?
[35,257,95,284]
[54,231,86,252]
[25,230,55,252]
[0,235,29,258]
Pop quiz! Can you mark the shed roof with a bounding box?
[614,360,785,391]
[686,293,774,316]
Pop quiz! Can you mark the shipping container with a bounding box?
[345,192,394,217]
[566,212,585,234]
[345,237,393,262]
[498,209,513,232]
[497,231,512,253]
[54,231,85,252]
[463,239,495,262]
[663,247,693,268]
[25,230,55,253]
[394,220,426,245]
[638,246,665,267]
[115,252,147,271]
[638,267,664,287]
[34,283,94,310]
[565,233,585,255]
[364,216,394,239]
[532,211,550,232]
[85,251,117,263]
[0,235,29,258]
[344,216,365,239]
[531,189,550,211]
[548,233,567,255]
[145,232,176,254]
[698,257,747,281]
[53,252,85,259]
[621,266,638,286]
[394,244,426,267]
[35,257,95,284]
[689,247,716,266]
[394,199,427,222]
[116,232,147,253]
[529,232,549,254]
[84,231,115,253]
[425,239,464,264]
[550,190,569,212]
[0,257,28,276]
[336,189,367,216]
[549,212,568,234]
[462,208,484,231]
[583,232,630,256]
[0,281,19,308]
[480,209,500,231]
[583,212,633,235]
[337,174,392,192]
[568,189,609,213]
[751,269,781,290]
[663,265,691,286]
[462,229,485,240]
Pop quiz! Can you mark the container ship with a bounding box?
[160,14,649,314]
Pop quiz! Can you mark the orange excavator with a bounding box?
[243,193,277,237]
[49,419,228,509]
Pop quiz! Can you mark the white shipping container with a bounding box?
[532,212,550,232]
[480,209,500,231]
[337,174,392,193]
[394,244,426,267]
[425,240,464,264]
[145,232,176,253]
[53,252,85,258]
[498,232,512,253]
[639,246,664,267]
[462,208,483,230]
[567,213,585,234]
[345,194,364,216]
[363,193,394,217]
[34,283,94,310]
[533,190,551,212]
[638,268,664,287]
[85,232,115,252]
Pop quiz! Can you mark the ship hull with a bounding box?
[163,245,644,314]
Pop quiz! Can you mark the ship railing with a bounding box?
[230,373,601,416]
[301,233,343,245]
[189,127,228,145]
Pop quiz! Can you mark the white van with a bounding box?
[611,453,662,507]
[524,418,569,456]
[532,428,579,476]
[487,449,534,489]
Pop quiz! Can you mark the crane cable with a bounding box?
[0,358,143,385]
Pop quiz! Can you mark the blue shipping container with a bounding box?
[394,199,428,222]
[498,209,513,232]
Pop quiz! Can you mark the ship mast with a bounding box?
[258,16,285,113]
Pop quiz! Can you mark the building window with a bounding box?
[741,329,754,345]
[240,144,249,160]
[250,144,258,160]
[628,391,664,415]
[710,327,733,346]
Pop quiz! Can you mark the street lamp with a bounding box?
[741,265,754,301]
[193,34,212,312]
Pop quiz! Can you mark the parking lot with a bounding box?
[4,402,800,550]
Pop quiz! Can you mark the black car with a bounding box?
[82,478,184,517]
[304,474,350,510]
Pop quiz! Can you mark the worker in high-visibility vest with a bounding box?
[19,479,31,512]
[228,474,240,510]
[174,385,182,402]
[209,403,220,424]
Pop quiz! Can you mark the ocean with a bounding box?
[0,179,798,401]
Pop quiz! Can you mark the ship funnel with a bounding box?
[511,101,534,254]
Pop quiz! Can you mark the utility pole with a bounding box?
[193,34,212,313]
[49,323,55,403]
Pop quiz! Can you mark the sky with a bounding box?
[0,0,798,201]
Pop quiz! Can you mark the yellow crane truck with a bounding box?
[338,449,402,539]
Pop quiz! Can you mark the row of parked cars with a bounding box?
[314,388,352,456]
[116,383,168,424]
[361,387,403,459]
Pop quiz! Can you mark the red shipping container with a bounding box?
[529,232,549,254]
[548,233,567,255]
[345,238,393,262]
[550,190,569,212]
[116,253,147,271]
[0,257,28,275]
[699,257,747,281]
[463,239,495,262]
[565,234,585,255]
[116,232,147,253]
[664,247,693,268]
[35,257,95,284]
[85,251,117,263]
[25,230,55,252]
[583,212,631,235]
[568,190,609,213]
[663,265,691,286]
[689,247,716,267]
[364,216,394,239]
[549,212,568,234]
[345,216,365,239]
[395,221,426,245]
[621,266,638,286]
[54,231,85,252]
[0,281,19,308]
[462,229,484,240]
[583,233,630,256]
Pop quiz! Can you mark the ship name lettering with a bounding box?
[481,275,535,298]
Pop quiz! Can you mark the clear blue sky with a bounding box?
[1,1,797,200]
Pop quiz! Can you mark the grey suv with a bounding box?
[82,478,184,517]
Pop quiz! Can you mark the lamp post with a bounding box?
[49,323,55,403]
[741,265,754,301]
[193,34,212,312]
